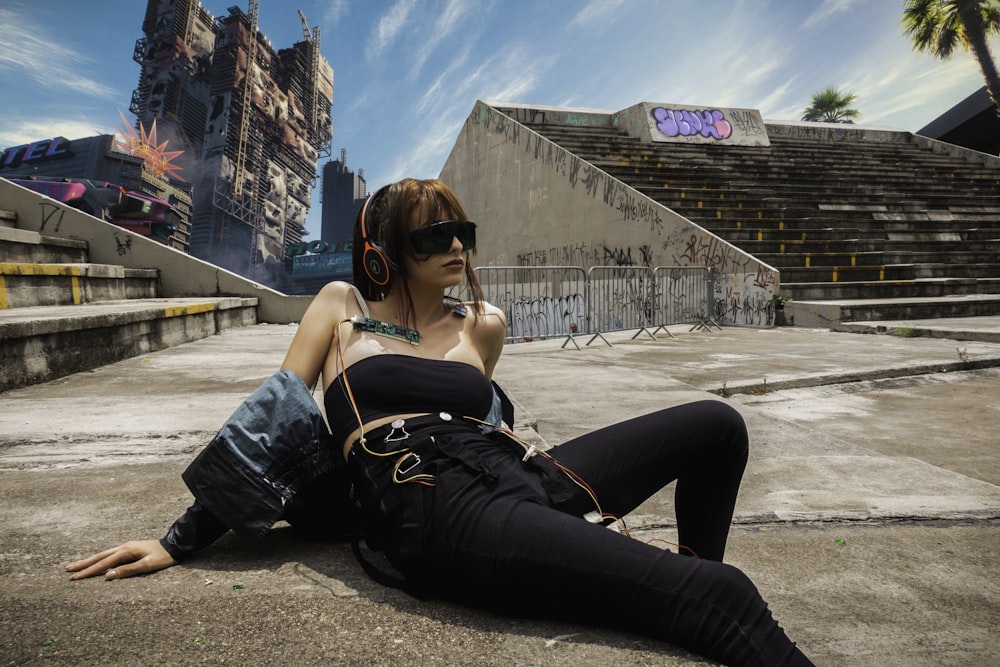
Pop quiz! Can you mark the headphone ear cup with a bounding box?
[363,241,391,286]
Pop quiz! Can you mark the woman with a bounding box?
[68,178,812,666]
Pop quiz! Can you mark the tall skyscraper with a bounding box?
[320,149,366,243]
[130,0,333,286]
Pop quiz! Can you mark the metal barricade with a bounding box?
[473,266,587,345]
[586,266,657,345]
[651,266,720,333]
[471,265,718,347]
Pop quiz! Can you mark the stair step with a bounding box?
[784,294,1000,325]
[0,209,17,229]
[781,277,1000,300]
[778,263,1000,282]
[0,297,259,391]
[0,226,89,263]
[0,262,159,308]
[756,250,1000,267]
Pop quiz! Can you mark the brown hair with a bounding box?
[352,178,485,328]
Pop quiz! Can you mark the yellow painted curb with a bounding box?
[163,303,216,317]
[0,263,83,277]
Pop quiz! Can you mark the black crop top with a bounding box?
[324,355,494,446]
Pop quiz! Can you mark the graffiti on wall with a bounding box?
[516,242,596,267]
[716,277,777,327]
[651,107,733,141]
[37,202,65,234]
[677,233,754,275]
[728,109,767,136]
[766,123,871,142]
[508,293,587,339]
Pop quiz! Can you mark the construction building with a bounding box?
[130,0,333,287]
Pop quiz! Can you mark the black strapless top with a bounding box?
[324,355,494,446]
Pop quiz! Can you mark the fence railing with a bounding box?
[472,265,717,347]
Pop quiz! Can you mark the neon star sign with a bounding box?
[115,110,186,182]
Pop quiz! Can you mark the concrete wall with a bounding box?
[439,101,779,327]
[0,179,312,323]
[764,119,909,143]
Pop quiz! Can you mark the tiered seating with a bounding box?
[519,121,1000,322]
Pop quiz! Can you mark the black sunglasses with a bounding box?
[409,220,477,255]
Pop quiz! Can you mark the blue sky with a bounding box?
[0,0,994,240]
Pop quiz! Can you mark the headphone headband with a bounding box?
[359,187,393,287]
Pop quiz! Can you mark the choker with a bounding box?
[350,300,468,346]
[350,315,420,345]
[446,297,468,318]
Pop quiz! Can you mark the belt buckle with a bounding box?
[397,451,422,475]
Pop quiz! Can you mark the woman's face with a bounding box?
[402,201,470,290]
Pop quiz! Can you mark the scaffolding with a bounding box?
[131,0,333,281]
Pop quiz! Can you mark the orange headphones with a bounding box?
[358,186,393,287]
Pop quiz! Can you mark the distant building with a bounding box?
[0,134,192,250]
[320,150,367,242]
[918,86,1000,156]
[130,0,333,288]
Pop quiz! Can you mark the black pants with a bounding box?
[354,399,813,667]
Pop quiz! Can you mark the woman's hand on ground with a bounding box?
[66,540,177,580]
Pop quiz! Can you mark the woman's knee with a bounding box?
[685,400,749,458]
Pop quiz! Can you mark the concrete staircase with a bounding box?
[522,122,1000,325]
[0,208,259,392]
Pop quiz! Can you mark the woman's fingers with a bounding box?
[67,551,129,580]
[65,547,119,573]
[66,541,174,581]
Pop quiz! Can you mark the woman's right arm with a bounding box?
[68,282,348,580]
[281,281,350,388]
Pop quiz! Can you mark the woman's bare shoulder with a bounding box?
[307,281,357,315]
[479,300,507,325]
[316,280,355,301]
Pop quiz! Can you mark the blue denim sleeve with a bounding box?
[159,501,229,561]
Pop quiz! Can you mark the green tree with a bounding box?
[801,86,862,123]
[901,0,1000,112]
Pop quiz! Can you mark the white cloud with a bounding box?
[320,0,350,25]
[0,8,118,99]
[753,76,799,119]
[569,0,628,30]
[455,47,550,105]
[366,0,418,62]
[386,113,466,181]
[0,116,115,148]
[415,45,473,115]
[407,0,476,79]
[862,58,981,126]
[802,0,862,30]
[385,45,552,182]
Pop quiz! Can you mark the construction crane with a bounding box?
[297,9,311,41]
[297,9,321,136]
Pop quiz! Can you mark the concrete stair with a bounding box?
[522,122,1000,325]
[0,210,258,391]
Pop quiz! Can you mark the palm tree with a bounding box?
[801,86,862,123]
[901,0,1000,112]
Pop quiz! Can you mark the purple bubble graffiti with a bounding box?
[652,107,733,140]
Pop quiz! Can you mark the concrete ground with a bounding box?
[2,317,999,666]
